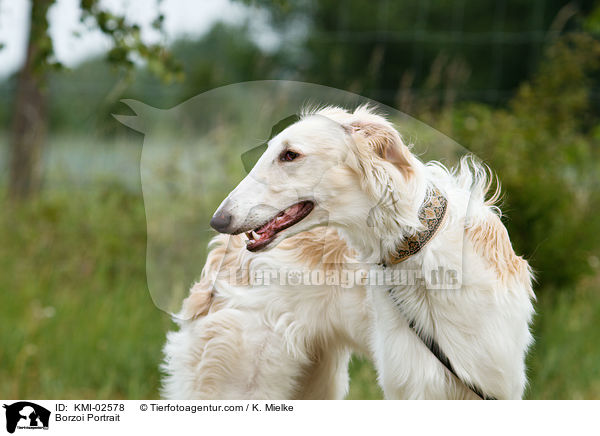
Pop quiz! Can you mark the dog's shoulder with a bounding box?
[466,211,534,297]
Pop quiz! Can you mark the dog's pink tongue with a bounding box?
[257,204,300,235]
[284,203,304,219]
[259,224,276,239]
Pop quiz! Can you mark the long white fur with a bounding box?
[212,104,535,399]
[161,228,373,399]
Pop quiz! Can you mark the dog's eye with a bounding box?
[280,150,300,162]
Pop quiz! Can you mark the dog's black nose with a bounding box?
[210,210,232,233]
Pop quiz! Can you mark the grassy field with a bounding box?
[1,183,599,399]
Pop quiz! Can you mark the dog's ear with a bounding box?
[345,120,413,177]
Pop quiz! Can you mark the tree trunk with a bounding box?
[8,0,53,200]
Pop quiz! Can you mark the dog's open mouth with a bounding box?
[245,201,314,251]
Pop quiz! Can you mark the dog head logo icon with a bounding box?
[3,402,50,433]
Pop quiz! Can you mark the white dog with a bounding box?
[210,105,535,399]
[162,228,372,399]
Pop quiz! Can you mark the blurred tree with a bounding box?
[38,22,278,136]
[9,0,54,200]
[6,0,181,200]
[237,0,597,110]
[172,23,281,101]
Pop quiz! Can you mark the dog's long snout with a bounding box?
[210,209,233,233]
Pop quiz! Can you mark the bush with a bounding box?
[442,34,600,288]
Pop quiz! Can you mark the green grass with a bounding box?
[347,358,383,400]
[525,278,600,399]
[1,186,598,399]
[0,187,171,399]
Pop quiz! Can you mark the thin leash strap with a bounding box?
[388,290,497,400]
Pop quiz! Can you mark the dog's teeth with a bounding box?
[252,231,260,239]
[246,231,253,240]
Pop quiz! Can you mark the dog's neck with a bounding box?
[383,186,447,265]
[337,158,440,265]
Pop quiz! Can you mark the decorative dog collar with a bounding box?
[387,187,448,264]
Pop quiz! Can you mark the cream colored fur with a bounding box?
[161,228,373,399]
[212,105,536,399]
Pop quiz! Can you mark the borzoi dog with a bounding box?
[162,228,372,399]
[210,105,535,399]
